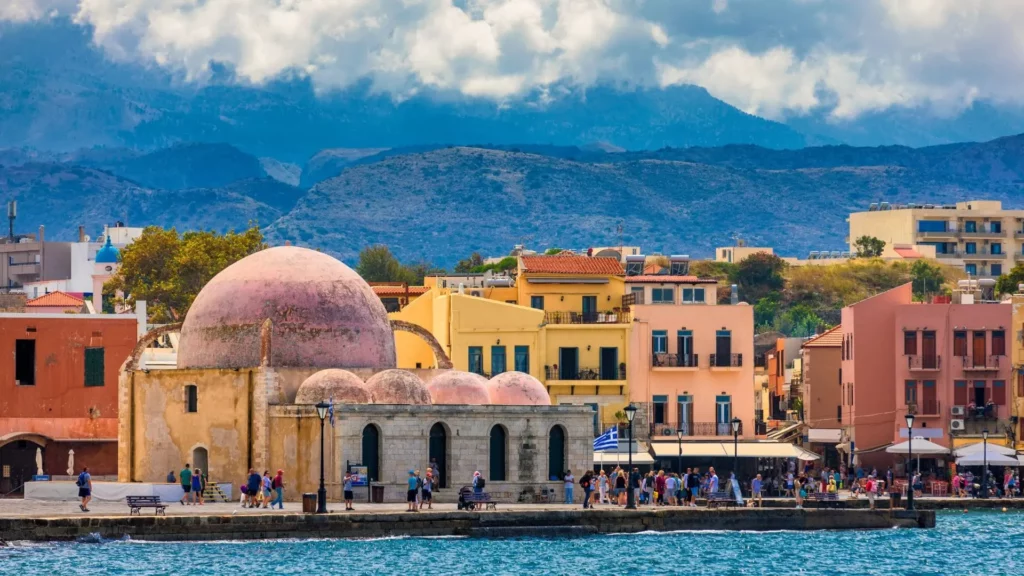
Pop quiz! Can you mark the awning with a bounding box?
[594,451,655,465]
[650,441,819,460]
[767,422,804,441]
[956,452,1022,467]
[953,442,1018,458]
[885,438,949,456]
[808,429,842,443]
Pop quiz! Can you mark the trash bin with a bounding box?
[371,484,385,503]
[890,492,902,508]
[302,493,317,514]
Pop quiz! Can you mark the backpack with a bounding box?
[580,476,589,488]
[477,477,485,489]
[76,472,86,487]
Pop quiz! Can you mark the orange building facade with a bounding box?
[0,313,138,491]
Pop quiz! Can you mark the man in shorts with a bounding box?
[421,469,434,510]
[77,466,92,512]
[178,463,192,505]
[343,471,354,511]
[406,470,418,511]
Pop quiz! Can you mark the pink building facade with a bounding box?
[628,278,755,441]
[894,301,1012,447]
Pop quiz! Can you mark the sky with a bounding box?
[3,0,1023,121]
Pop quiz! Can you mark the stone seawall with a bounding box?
[0,509,934,542]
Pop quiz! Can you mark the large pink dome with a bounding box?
[487,371,550,406]
[426,371,490,405]
[177,246,396,370]
[295,369,370,405]
[365,369,432,405]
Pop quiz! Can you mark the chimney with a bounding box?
[731,284,739,305]
[38,225,44,242]
[78,226,86,242]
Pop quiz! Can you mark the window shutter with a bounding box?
[993,381,1006,405]
[84,347,104,387]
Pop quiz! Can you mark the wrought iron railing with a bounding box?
[648,421,742,437]
[907,355,941,370]
[543,311,631,324]
[710,353,743,367]
[544,365,626,381]
[651,353,699,368]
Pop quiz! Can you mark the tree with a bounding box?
[106,225,265,322]
[470,256,518,274]
[775,303,826,337]
[910,259,947,300]
[356,245,417,284]
[454,252,484,273]
[853,236,885,258]
[731,252,786,303]
[995,263,1024,295]
[544,247,563,255]
[754,293,780,329]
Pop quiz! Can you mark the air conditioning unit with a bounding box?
[950,419,965,431]
[951,405,965,417]
[470,290,482,297]
[662,427,674,436]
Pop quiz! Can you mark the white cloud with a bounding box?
[4,0,1024,120]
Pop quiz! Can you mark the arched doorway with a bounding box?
[429,423,448,489]
[489,425,507,481]
[361,425,380,482]
[192,447,209,480]
[548,425,566,481]
[0,439,43,494]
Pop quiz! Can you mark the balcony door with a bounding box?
[922,380,937,414]
[559,347,579,380]
[922,331,936,368]
[582,296,597,321]
[677,330,693,365]
[716,395,732,436]
[599,347,618,380]
[972,331,986,366]
[715,330,732,366]
[677,395,693,435]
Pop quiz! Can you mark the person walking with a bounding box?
[343,471,354,511]
[795,475,805,509]
[688,467,701,506]
[179,463,193,505]
[406,470,419,512]
[708,467,719,495]
[192,468,205,505]
[271,469,285,509]
[598,469,609,505]
[615,470,627,505]
[865,475,877,510]
[260,470,272,508]
[563,470,575,504]
[76,466,92,512]
[655,470,667,507]
[751,474,763,508]
[580,471,593,509]
[246,468,262,509]
[430,458,441,488]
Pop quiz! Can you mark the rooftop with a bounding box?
[625,275,718,284]
[520,254,624,276]
[25,291,84,308]
[372,285,430,296]
[801,325,843,348]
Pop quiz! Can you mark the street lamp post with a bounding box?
[905,413,915,511]
[315,401,329,514]
[731,417,741,481]
[677,428,684,476]
[981,429,989,499]
[625,403,637,510]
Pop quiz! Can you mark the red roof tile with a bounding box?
[520,254,624,276]
[801,325,843,348]
[625,275,719,284]
[25,291,85,307]
[372,286,430,296]
[893,247,922,258]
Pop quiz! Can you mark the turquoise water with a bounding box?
[2,513,1021,575]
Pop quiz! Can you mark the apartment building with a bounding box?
[848,200,1024,277]
[626,256,755,442]
[801,327,843,466]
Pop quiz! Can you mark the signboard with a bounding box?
[899,427,943,439]
[32,475,50,481]
[349,465,368,487]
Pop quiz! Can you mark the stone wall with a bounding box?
[0,509,935,542]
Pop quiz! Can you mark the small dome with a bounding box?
[365,369,432,405]
[426,371,490,405]
[487,371,550,406]
[177,246,396,370]
[95,236,120,264]
[295,369,370,405]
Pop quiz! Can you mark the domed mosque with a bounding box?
[117,246,591,503]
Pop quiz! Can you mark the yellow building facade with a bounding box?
[1012,294,1024,450]
[393,254,632,432]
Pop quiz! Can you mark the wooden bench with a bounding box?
[126,495,167,516]
[464,492,497,511]
[804,492,844,509]
[706,491,736,508]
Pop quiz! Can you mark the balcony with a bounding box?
[652,353,699,370]
[961,250,1007,261]
[543,311,630,325]
[917,230,958,239]
[7,261,41,277]
[935,251,961,259]
[1014,252,1024,261]
[907,355,941,371]
[544,365,626,381]
[906,400,941,417]
[959,229,1006,239]
[710,353,743,370]
[1016,231,1024,240]
[649,421,742,438]
[962,355,1001,371]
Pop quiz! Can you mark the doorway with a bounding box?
[599,347,618,380]
[361,425,380,482]
[548,425,566,481]
[582,296,597,321]
[429,423,448,488]
[192,447,209,480]
[0,440,41,494]
[559,347,579,380]
[973,332,986,366]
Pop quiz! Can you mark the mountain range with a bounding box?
[2,135,1023,265]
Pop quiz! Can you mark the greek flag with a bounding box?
[593,426,618,451]
[328,395,335,428]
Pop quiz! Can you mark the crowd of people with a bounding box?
[572,466,747,508]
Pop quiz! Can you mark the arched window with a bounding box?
[489,425,507,481]
[429,423,448,488]
[361,424,381,482]
[548,425,566,481]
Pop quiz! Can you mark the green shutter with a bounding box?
[84,347,104,387]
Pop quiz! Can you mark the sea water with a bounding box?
[1,512,1019,575]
